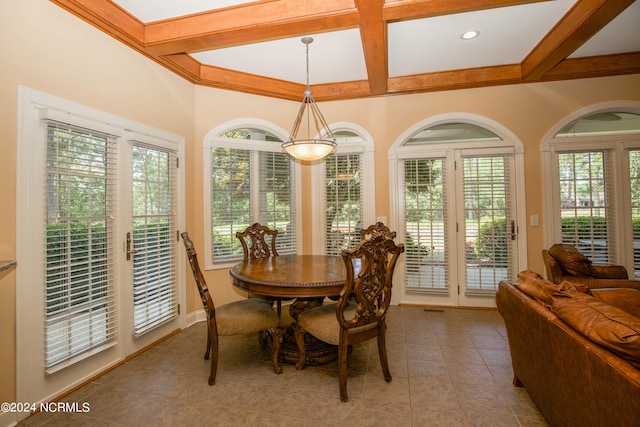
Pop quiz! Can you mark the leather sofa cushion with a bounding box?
[591,288,640,319]
[549,244,595,277]
[515,270,590,307]
[557,280,591,294]
[552,291,640,369]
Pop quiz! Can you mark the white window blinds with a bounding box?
[258,151,296,254]
[557,150,617,264]
[44,121,118,370]
[630,149,640,278]
[211,147,251,260]
[403,158,448,291]
[131,143,178,336]
[210,142,295,263]
[462,154,513,291]
[325,153,363,255]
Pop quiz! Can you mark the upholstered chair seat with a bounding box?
[297,302,376,345]
[215,298,281,336]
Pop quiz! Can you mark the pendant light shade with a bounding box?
[282,37,336,162]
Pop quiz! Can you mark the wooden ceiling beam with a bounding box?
[357,0,387,95]
[199,64,304,101]
[382,0,549,22]
[540,52,640,81]
[312,80,374,101]
[166,50,640,102]
[144,0,359,56]
[521,0,635,81]
[52,0,144,46]
[145,14,360,57]
[387,64,523,94]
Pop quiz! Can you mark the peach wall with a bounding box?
[0,0,195,408]
[2,0,639,415]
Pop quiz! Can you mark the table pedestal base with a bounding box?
[266,297,340,366]
[278,324,337,366]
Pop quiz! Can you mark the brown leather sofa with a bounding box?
[496,273,640,427]
[542,243,640,289]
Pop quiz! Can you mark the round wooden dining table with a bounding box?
[230,254,347,365]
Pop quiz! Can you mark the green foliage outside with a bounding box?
[405,234,431,258]
[560,216,607,241]
[46,221,109,315]
[474,217,508,263]
[46,221,171,313]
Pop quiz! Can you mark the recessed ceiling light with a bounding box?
[461,30,480,40]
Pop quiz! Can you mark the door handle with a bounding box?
[510,220,516,241]
[126,232,137,260]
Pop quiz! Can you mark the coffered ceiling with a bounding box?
[52,0,640,101]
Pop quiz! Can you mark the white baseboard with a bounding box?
[185,309,206,328]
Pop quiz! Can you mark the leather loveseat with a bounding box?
[496,271,640,427]
[542,243,640,289]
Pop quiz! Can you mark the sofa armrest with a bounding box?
[592,264,628,279]
[582,278,640,290]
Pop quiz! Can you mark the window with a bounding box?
[543,109,640,279]
[45,121,118,369]
[206,126,298,266]
[311,127,375,255]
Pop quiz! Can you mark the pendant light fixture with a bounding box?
[282,37,336,162]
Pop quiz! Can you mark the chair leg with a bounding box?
[294,325,307,370]
[268,327,283,374]
[377,326,392,383]
[204,322,211,360]
[338,337,350,402]
[513,375,523,387]
[208,319,218,386]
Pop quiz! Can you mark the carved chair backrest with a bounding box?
[181,232,215,315]
[359,222,396,241]
[236,223,279,261]
[337,234,404,330]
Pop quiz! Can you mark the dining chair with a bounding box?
[294,233,405,401]
[236,222,279,261]
[359,221,397,241]
[236,223,289,316]
[181,232,283,385]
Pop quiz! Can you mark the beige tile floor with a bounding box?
[18,306,549,427]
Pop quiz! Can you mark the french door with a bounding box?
[16,88,184,414]
[121,137,181,355]
[401,148,519,307]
